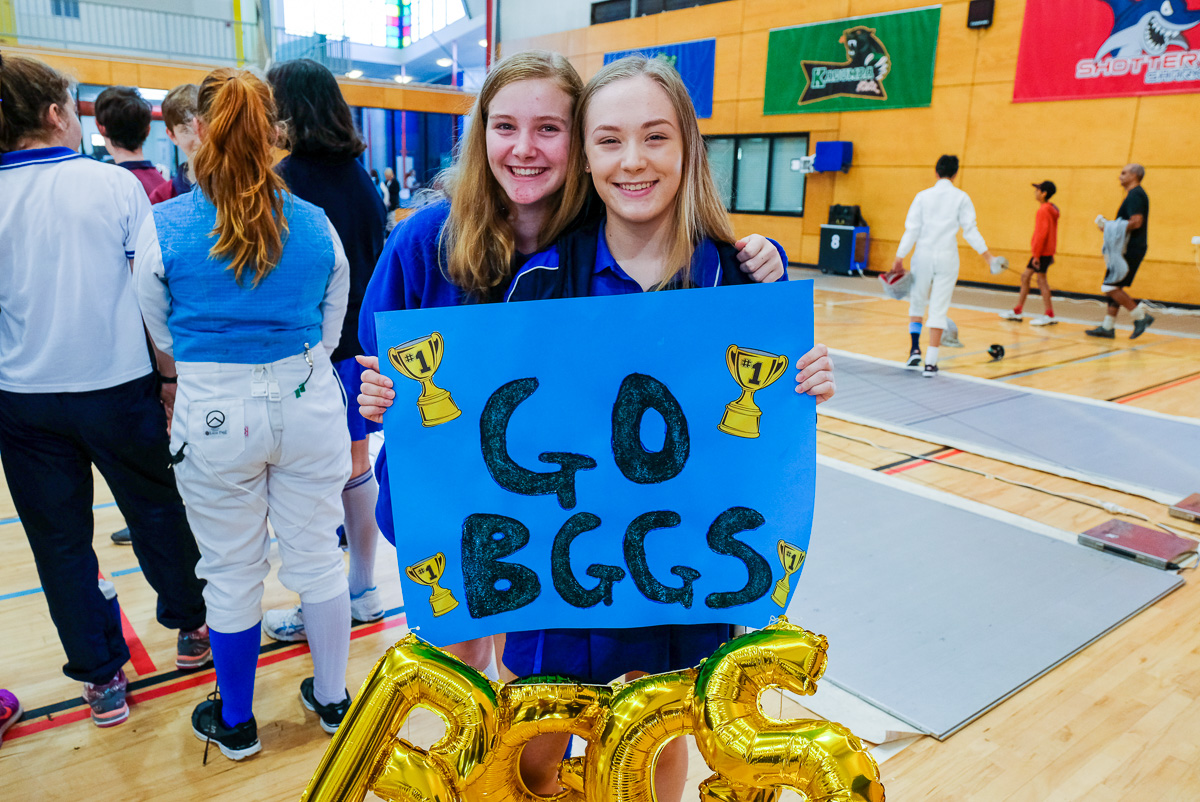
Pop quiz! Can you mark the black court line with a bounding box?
[873,447,952,473]
[1108,368,1200,403]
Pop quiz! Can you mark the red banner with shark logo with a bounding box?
[1015,0,1200,101]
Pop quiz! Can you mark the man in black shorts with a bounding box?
[1087,164,1152,339]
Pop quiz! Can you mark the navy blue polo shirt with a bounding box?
[507,220,788,301]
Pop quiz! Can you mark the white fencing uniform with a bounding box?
[896,178,988,329]
[134,199,350,633]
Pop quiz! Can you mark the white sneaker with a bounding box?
[998,310,1022,321]
[1030,315,1057,326]
[350,587,384,623]
[263,606,307,642]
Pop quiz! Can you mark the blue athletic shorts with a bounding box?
[334,356,383,441]
[503,624,732,684]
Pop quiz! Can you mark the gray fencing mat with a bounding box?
[820,351,1200,503]
[788,460,1183,739]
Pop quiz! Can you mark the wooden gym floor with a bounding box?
[2,276,1198,801]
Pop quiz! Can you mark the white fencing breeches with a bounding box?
[908,249,960,330]
[171,348,352,633]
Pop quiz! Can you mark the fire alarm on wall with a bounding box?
[968,0,994,28]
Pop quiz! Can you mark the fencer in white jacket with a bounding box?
[888,156,994,376]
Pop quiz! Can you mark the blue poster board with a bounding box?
[376,280,815,646]
[605,38,717,118]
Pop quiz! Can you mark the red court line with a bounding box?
[6,613,407,742]
[1114,373,1200,404]
[98,569,157,676]
[884,449,962,475]
[119,607,158,677]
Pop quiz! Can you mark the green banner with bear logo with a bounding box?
[764,6,941,115]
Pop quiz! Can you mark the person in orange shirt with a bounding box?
[1001,180,1059,326]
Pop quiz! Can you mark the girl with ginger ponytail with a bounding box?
[134,67,355,760]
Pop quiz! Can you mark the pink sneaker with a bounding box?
[0,689,22,746]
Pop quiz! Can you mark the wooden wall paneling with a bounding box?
[711,35,742,103]
[655,1,743,44]
[837,85,973,167]
[734,30,769,101]
[931,2,980,88]
[697,101,739,135]
[1131,95,1200,167]
[964,83,1138,168]
[971,0,1026,85]
[584,15,658,57]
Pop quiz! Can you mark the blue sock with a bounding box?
[909,322,922,352]
[210,623,260,727]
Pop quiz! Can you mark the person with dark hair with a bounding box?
[1087,163,1153,339]
[261,58,389,643]
[0,54,210,729]
[94,85,167,196]
[135,66,353,760]
[1001,180,1060,325]
[887,154,994,377]
[370,167,387,204]
[148,83,200,204]
[384,166,400,211]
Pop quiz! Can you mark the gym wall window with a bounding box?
[706,133,809,217]
[52,0,81,18]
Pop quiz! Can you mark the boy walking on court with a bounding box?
[1000,180,1059,325]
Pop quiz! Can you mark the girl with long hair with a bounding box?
[499,54,836,800]
[260,58,390,644]
[356,50,802,677]
[0,54,208,729]
[134,67,353,760]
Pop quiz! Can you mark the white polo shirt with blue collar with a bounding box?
[0,147,152,393]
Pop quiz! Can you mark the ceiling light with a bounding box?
[346,69,363,79]
[394,74,413,84]
[436,57,453,67]
[478,39,488,48]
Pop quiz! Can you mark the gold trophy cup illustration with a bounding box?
[718,344,789,438]
[405,552,459,617]
[771,540,807,607]
[388,331,462,427]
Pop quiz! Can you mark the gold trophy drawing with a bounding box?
[405,552,459,617]
[718,344,789,438]
[771,540,806,607]
[388,331,462,427]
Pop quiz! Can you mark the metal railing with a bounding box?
[2,0,258,65]
[274,29,352,75]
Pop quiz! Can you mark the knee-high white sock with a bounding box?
[926,346,940,366]
[343,469,380,597]
[302,592,350,706]
[1130,303,1146,321]
[1102,314,1116,330]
